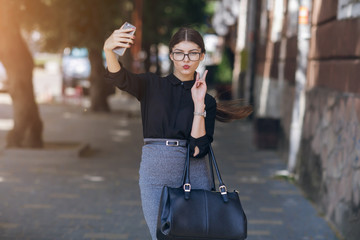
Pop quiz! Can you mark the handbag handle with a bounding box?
[182,144,229,202]
[208,149,216,191]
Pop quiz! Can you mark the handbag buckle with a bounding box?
[166,140,179,147]
[183,183,191,192]
[219,185,227,195]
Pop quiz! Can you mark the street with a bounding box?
[0,97,339,240]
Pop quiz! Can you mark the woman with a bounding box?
[103,25,251,239]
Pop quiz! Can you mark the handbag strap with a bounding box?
[182,144,216,190]
[208,150,216,191]
[182,144,229,202]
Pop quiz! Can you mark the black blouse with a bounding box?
[104,66,216,158]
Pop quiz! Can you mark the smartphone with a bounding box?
[113,22,136,56]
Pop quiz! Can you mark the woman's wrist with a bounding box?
[194,102,205,112]
[104,48,115,56]
[105,51,121,73]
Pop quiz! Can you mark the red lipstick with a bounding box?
[183,65,190,70]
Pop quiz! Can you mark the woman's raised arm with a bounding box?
[103,27,135,73]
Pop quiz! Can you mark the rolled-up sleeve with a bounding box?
[189,96,217,158]
[104,64,147,101]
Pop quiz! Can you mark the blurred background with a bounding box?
[0,0,359,239]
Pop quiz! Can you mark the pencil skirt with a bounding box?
[139,142,212,240]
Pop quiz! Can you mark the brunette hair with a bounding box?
[215,100,253,122]
[169,27,206,53]
[169,27,253,122]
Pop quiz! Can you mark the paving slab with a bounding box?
[0,95,339,240]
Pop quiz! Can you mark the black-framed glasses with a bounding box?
[171,52,202,61]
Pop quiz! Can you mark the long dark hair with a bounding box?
[169,27,206,54]
[169,27,253,122]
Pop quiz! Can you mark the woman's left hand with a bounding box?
[191,70,208,105]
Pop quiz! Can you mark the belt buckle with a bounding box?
[166,140,179,147]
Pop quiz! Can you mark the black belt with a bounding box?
[144,139,187,147]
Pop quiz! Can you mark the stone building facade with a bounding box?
[251,0,360,239]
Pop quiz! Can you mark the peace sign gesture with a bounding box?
[191,70,208,104]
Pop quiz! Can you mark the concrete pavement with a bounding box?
[0,93,339,239]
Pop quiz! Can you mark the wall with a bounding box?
[253,0,360,238]
[297,0,360,239]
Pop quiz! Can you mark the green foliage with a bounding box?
[142,0,209,46]
[48,0,128,51]
[15,0,212,57]
[16,0,128,52]
[13,0,212,54]
[240,49,248,71]
[214,48,233,84]
[204,1,216,15]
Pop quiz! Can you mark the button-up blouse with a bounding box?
[104,66,216,158]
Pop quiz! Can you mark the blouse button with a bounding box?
[181,82,184,85]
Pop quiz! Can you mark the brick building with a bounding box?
[247,0,360,239]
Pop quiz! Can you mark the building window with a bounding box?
[338,0,360,20]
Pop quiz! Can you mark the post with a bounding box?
[232,0,248,99]
[244,0,257,105]
[287,0,312,172]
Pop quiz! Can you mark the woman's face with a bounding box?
[170,41,205,80]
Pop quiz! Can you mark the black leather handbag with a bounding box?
[156,144,247,240]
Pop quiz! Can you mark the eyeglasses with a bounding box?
[171,52,202,61]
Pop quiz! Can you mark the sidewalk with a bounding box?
[0,93,339,240]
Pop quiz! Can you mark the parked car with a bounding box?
[0,62,8,93]
[61,47,91,95]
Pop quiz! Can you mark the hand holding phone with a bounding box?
[113,22,136,56]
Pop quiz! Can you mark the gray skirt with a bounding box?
[139,139,212,240]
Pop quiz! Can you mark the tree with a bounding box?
[0,0,132,148]
[42,0,130,112]
[0,0,45,148]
